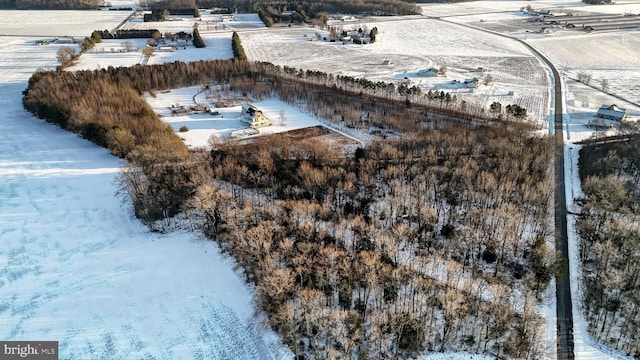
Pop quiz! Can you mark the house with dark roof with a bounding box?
[241,104,271,128]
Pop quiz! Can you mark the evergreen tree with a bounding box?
[192,28,205,48]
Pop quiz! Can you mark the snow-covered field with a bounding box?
[234,0,640,128]
[0,10,127,37]
[69,31,234,70]
[436,1,640,115]
[240,17,551,124]
[0,12,289,360]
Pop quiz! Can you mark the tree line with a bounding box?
[0,0,15,8]
[7,0,195,10]
[6,0,418,15]
[232,31,247,60]
[197,0,420,26]
[576,138,640,359]
[267,64,531,124]
[9,0,99,9]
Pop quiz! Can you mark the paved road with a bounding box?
[435,17,576,359]
[518,39,575,360]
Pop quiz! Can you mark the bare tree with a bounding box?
[484,73,493,86]
[601,78,609,93]
[106,127,136,158]
[142,45,154,60]
[329,26,339,40]
[122,40,134,52]
[439,62,447,76]
[577,71,592,85]
[56,46,76,66]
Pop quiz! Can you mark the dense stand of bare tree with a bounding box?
[196,0,419,24]
[191,120,553,358]
[24,59,555,359]
[12,0,100,9]
[576,139,640,359]
[4,0,419,13]
[0,0,15,8]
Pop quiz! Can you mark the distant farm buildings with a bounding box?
[536,11,640,32]
[418,68,439,77]
[449,77,480,89]
[34,37,79,46]
[55,36,78,44]
[151,35,190,50]
[464,77,479,88]
[595,104,627,121]
[241,104,271,128]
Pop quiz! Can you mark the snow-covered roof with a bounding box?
[596,104,627,120]
[418,68,438,76]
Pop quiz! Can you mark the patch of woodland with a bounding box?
[13,0,100,9]
[149,0,196,10]
[196,0,419,26]
[23,69,186,161]
[0,0,15,9]
[189,111,555,357]
[235,64,521,135]
[576,138,640,359]
[258,64,536,131]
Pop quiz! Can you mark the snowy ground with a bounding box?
[418,353,492,360]
[437,0,640,111]
[239,17,551,125]
[0,14,289,360]
[0,10,126,37]
[143,86,367,149]
[69,30,234,70]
